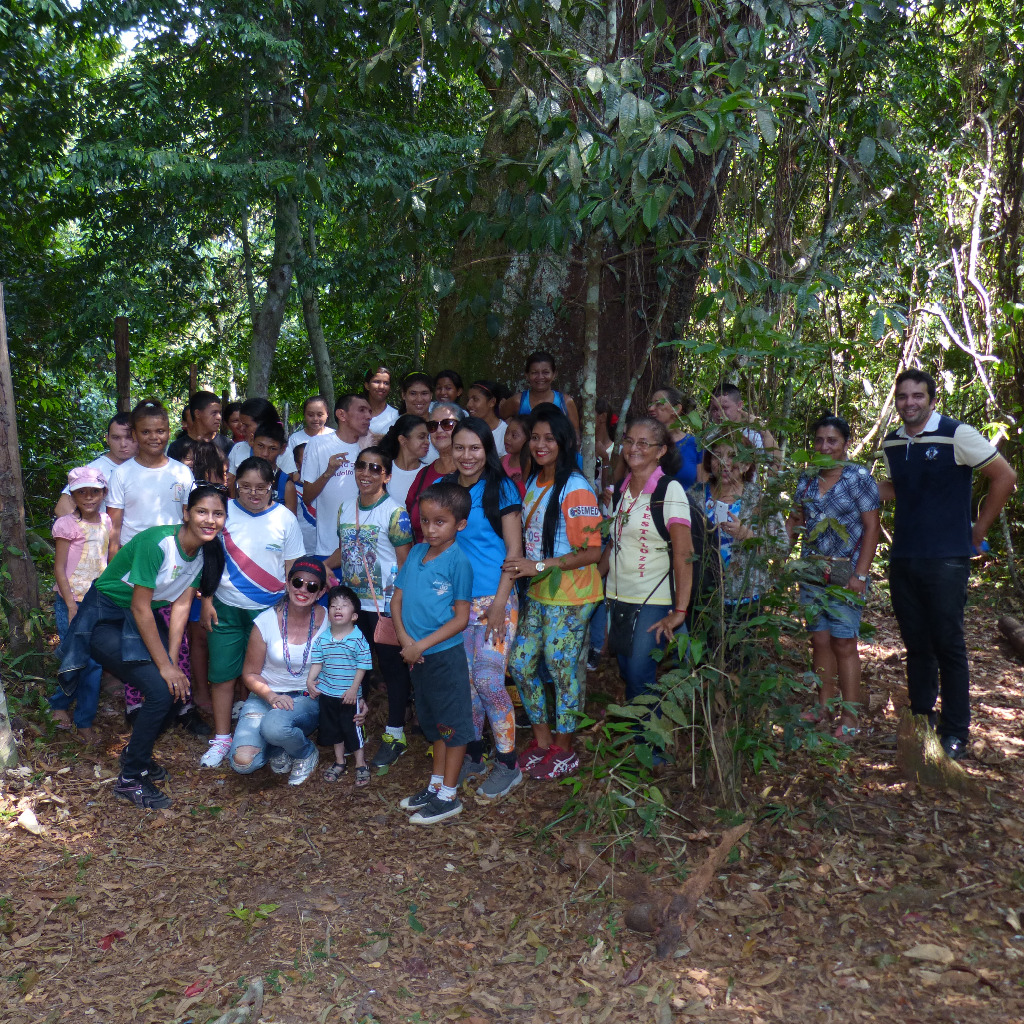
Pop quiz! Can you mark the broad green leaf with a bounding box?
[637,98,657,133]
[858,136,876,167]
[643,191,659,229]
[567,143,582,189]
[870,308,886,340]
[728,59,747,89]
[618,93,638,139]
[585,66,604,94]
[755,108,776,145]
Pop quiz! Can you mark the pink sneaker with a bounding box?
[533,747,580,780]
[517,739,549,773]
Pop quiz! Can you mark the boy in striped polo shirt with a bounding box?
[306,586,373,786]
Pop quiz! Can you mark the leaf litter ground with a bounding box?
[2,598,1024,1024]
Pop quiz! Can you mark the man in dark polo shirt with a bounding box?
[878,369,1016,760]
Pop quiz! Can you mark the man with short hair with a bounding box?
[708,382,780,467]
[879,368,1016,760]
[167,391,230,460]
[301,394,373,556]
[53,413,138,517]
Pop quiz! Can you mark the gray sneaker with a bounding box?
[269,751,292,775]
[477,762,523,801]
[288,747,319,786]
[456,756,490,786]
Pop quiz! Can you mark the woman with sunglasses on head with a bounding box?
[465,380,509,456]
[198,457,306,768]
[57,484,228,808]
[325,445,415,767]
[380,415,430,507]
[405,402,465,544]
[504,405,604,781]
[229,558,331,785]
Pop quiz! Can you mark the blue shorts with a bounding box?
[799,583,865,640]
[410,644,474,747]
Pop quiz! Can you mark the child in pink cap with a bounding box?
[50,466,113,742]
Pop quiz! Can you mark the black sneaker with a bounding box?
[118,749,168,783]
[177,707,212,737]
[409,793,462,825]
[114,774,173,809]
[370,733,407,768]
[940,735,967,761]
[399,786,436,811]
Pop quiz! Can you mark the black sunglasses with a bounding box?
[427,418,458,433]
[289,578,323,593]
[355,460,384,474]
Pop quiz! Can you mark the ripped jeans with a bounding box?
[228,692,319,773]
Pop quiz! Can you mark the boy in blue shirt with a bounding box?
[307,585,373,786]
[392,482,474,824]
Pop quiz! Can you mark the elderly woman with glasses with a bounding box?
[229,557,331,784]
[198,456,307,768]
[405,402,466,544]
[325,445,415,768]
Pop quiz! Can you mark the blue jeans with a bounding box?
[889,557,971,740]
[614,602,687,702]
[50,595,103,729]
[228,693,320,773]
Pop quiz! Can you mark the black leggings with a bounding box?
[357,609,412,730]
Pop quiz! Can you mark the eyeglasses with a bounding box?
[289,578,323,593]
[238,484,271,494]
[622,438,659,451]
[427,418,458,433]
[355,461,384,474]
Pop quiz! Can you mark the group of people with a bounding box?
[51,356,1016,821]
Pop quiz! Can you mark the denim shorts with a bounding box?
[799,583,865,639]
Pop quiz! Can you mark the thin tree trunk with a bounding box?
[0,667,17,769]
[300,217,335,416]
[0,282,40,655]
[581,235,602,481]
[241,207,258,330]
[247,192,300,398]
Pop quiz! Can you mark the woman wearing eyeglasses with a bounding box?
[600,417,693,760]
[405,402,465,544]
[229,558,331,784]
[326,445,415,767]
[199,456,306,768]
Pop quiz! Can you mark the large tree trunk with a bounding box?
[300,218,336,416]
[0,282,40,652]
[247,191,300,397]
[427,2,730,413]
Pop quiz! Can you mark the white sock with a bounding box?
[429,774,443,791]
[438,783,457,802]
[212,734,231,743]
[386,726,405,740]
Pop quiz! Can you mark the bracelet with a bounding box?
[673,608,688,616]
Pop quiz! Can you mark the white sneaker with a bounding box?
[200,737,232,768]
[288,747,319,786]
[269,751,293,775]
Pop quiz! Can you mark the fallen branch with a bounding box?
[997,614,1024,660]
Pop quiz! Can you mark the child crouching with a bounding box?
[391,482,474,824]
[306,585,373,786]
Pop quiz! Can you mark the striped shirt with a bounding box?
[310,627,373,697]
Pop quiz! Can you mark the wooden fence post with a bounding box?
[114,316,131,412]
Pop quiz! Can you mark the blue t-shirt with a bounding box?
[310,627,373,697]
[394,542,474,654]
[675,435,702,490]
[455,477,522,598]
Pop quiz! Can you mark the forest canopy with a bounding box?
[3,0,1023,542]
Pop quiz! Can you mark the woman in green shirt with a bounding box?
[59,484,227,809]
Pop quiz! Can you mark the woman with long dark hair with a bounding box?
[380,414,430,507]
[465,380,508,455]
[447,417,524,799]
[58,484,228,808]
[503,406,603,781]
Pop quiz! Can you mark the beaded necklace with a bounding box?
[281,602,317,677]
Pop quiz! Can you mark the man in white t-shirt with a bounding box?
[301,394,373,556]
[708,381,781,469]
[54,413,138,518]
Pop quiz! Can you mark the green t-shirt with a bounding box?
[96,525,202,609]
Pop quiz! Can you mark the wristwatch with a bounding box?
[853,573,869,582]
[535,561,547,573]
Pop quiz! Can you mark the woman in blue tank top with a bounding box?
[500,350,580,437]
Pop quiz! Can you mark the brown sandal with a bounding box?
[355,765,371,787]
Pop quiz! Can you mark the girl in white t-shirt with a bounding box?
[380,415,429,507]
[106,399,194,556]
[49,466,114,742]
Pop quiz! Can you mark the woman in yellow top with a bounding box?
[504,406,603,780]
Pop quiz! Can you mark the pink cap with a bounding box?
[68,466,108,492]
